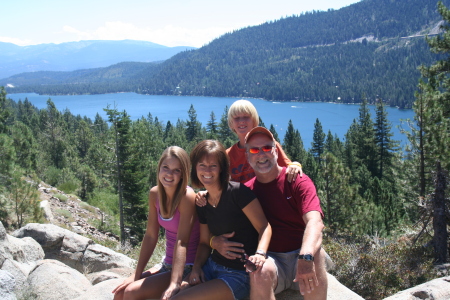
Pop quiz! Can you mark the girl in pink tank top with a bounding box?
[113,146,200,300]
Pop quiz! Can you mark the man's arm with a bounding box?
[294,211,324,295]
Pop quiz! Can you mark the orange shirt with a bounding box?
[227,141,291,183]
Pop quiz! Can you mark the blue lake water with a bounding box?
[7,93,415,149]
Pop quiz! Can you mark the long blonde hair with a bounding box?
[157,146,191,218]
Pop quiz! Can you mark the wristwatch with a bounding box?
[298,253,314,262]
[255,249,267,258]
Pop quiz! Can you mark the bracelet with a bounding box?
[209,235,215,249]
[288,162,302,168]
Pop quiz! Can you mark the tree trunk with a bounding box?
[433,161,448,264]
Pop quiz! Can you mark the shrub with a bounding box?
[58,180,79,194]
[55,209,74,222]
[324,230,439,300]
[53,193,68,202]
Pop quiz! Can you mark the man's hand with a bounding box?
[293,259,318,295]
[195,191,208,207]
[212,232,245,259]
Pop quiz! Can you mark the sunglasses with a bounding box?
[248,145,274,154]
[240,253,257,272]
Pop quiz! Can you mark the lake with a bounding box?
[6,93,415,149]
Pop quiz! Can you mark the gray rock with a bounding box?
[87,270,123,285]
[39,200,54,223]
[74,278,123,300]
[0,270,17,300]
[27,259,92,300]
[1,259,29,299]
[83,243,135,273]
[12,223,96,273]
[0,221,7,241]
[383,276,450,300]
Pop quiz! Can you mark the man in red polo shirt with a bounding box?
[211,126,327,300]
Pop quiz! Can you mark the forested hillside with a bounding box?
[3,0,449,108]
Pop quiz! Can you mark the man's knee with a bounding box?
[250,259,277,289]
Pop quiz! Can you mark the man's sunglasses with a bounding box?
[248,145,274,154]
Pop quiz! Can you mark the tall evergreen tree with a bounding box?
[218,106,234,148]
[269,124,280,143]
[185,104,202,142]
[374,100,398,179]
[104,106,131,245]
[0,87,11,134]
[356,98,377,176]
[311,118,326,164]
[283,120,305,163]
[206,111,218,139]
[318,152,355,232]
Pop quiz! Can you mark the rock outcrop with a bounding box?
[383,276,450,300]
[2,220,449,300]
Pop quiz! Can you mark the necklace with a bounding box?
[207,192,222,208]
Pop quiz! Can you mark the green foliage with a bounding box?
[55,209,74,221]
[6,171,42,228]
[88,189,119,217]
[325,232,439,300]
[53,193,68,202]
[0,86,11,134]
[283,119,305,163]
[311,118,325,164]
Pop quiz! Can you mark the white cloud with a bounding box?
[62,21,235,47]
[0,36,33,46]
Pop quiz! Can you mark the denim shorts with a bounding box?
[202,256,250,300]
[153,261,193,278]
[267,249,300,294]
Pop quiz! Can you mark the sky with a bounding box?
[1,0,361,48]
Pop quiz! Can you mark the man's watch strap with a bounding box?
[298,253,314,261]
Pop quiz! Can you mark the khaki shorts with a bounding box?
[267,250,300,294]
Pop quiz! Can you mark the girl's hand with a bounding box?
[111,275,134,294]
[286,162,303,182]
[161,282,181,300]
[188,267,205,286]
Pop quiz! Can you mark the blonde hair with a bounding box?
[157,146,191,218]
[227,100,259,133]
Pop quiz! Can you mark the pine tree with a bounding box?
[283,120,305,162]
[356,98,377,176]
[218,106,234,148]
[311,118,326,164]
[104,105,131,245]
[206,111,218,139]
[0,87,11,134]
[269,124,280,143]
[318,152,355,233]
[374,100,398,180]
[186,104,202,142]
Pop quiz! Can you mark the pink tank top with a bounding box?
[155,188,200,265]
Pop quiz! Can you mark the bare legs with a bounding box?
[250,248,328,300]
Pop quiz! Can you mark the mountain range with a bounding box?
[2,0,449,108]
[0,40,195,79]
